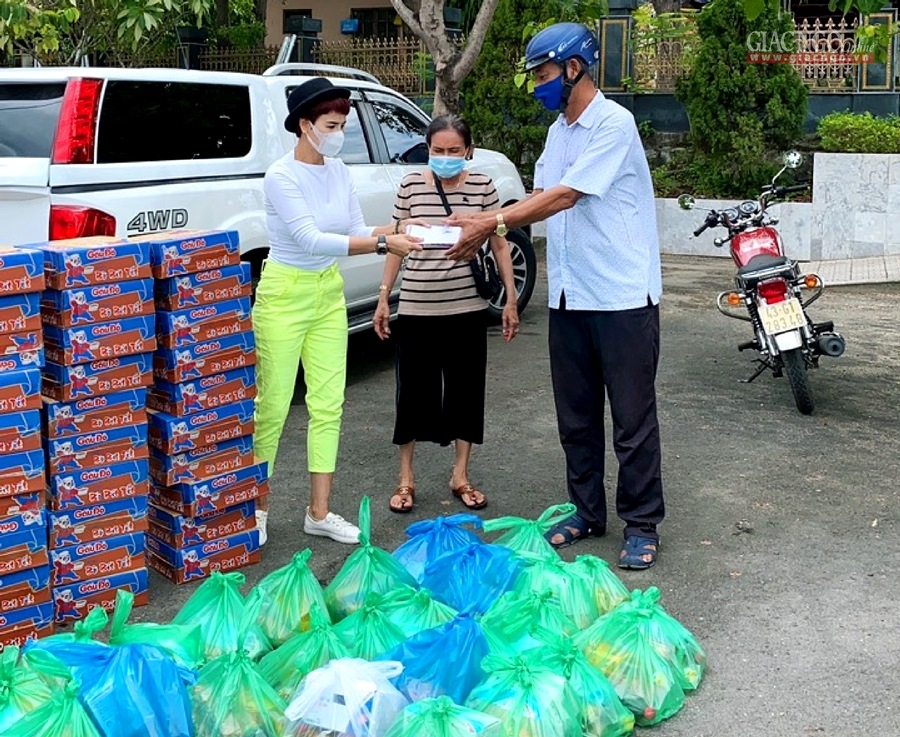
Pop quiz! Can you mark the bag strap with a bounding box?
[433,176,453,216]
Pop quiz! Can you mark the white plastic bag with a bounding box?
[283,658,409,737]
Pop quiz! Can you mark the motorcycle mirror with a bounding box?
[783,150,802,169]
[677,194,696,210]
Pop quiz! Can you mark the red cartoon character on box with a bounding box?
[164,246,188,275]
[195,485,217,516]
[176,351,203,379]
[171,422,196,453]
[70,292,95,324]
[53,515,82,547]
[51,550,83,584]
[183,550,206,581]
[69,366,94,397]
[172,455,197,483]
[54,589,86,621]
[65,255,92,286]
[176,278,200,306]
[57,476,86,507]
[54,405,82,434]
[182,384,204,412]
[181,519,205,546]
[56,441,83,472]
[71,331,97,361]
[172,315,196,346]
[11,333,39,351]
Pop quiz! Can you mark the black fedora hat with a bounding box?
[284,77,351,134]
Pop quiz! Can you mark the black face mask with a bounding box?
[560,66,586,111]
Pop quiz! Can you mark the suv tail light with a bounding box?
[50,205,116,240]
[52,78,103,164]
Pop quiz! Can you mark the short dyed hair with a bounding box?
[302,96,351,125]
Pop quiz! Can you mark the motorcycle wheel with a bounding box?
[782,348,814,415]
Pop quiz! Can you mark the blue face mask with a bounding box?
[429,156,466,180]
[534,74,564,111]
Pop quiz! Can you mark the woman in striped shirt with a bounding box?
[373,115,520,514]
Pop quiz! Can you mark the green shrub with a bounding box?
[817,112,900,153]
[674,0,808,197]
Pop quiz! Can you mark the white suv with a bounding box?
[0,62,537,330]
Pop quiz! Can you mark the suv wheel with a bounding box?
[485,229,537,322]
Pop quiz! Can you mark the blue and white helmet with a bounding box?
[524,22,600,72]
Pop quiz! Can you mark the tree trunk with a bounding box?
[433,69,460,116]
[216,0,229,28]
[652,0,682,13]
[254,0,267,27]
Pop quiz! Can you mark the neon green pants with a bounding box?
[252,259,348,474]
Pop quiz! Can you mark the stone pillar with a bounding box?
[599,0,638,92]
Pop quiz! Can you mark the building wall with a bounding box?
[266,0,396,45]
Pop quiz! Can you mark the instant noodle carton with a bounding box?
[49,459,150,511]
[52,568,149,624]
[156,296,251,349]
[0,527,49,577]
[48,532,146,586]
[0,491,45,522]
[0,332,44,370]
[148,399,255,455]
[0,368,41,414]
[42,354,153,402]
[42,279,155,328]
[0,564,51,611]
[0,602,54,641]
[147,500,255,548]
[0,246,45,295]
[150,462,269,519]
[0,616,54,651]
[43,314,156,366]
[153,330,256,384]
[154,262,252,311]
[147,529,260,584]
[43,389,148,439]
[149,435,255,488]
[148,367,256,417]
[0,449,45,497]
[45,424,149,477]
[0,410,41,454]
[26,237,150,290]
[0,292,41,334]
[131,229,241,279]
[0,506,46,540]
[49,497,149,549]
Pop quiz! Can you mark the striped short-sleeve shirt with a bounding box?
[393,170,499,316]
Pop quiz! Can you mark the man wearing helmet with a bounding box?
[447,22,664,569]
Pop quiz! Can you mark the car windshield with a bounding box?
[0,82,66,158]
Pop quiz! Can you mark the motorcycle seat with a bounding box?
[737,254,791,277]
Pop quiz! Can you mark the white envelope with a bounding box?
[406,224,462,247]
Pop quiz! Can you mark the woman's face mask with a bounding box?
[428,155,467,180]
[306,123,345,157]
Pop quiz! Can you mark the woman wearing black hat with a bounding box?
[252,77,424,546]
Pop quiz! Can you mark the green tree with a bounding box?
[460,0,554,188]
[675,0,807,197]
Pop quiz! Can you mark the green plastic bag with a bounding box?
[569,555,630,616]
[3,652,101,737]
[40,606,108,644]
[512,553,599,629]
[481,503,575,560]
[108,589,204,671]
[257,603,351,703]
[252,549,329,647]
[383,695,502,737]
[171,571,272,664]
[333,593,408,660]
[537,633,635,737]
[0,648,65,732]
[465,653,583,737]
[324,496,418,622]
[480,589,577,655]
[615,588,707,691]
[575,593,685,727]
[191,588,288,737]
[374,585,457,638]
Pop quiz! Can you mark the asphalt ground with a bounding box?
[129,252,900,736]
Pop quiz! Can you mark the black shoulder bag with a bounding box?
[433,177,503,302]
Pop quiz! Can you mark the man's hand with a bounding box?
[445,213,495,261]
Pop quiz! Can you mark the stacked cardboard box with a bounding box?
[0,246,53,648]
[34,237,154,624]
[139,230,266,584]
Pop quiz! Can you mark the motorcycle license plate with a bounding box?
[758,298,806,335]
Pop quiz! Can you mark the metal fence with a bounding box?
[311,37,428,95]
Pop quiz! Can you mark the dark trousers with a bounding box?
[548,297,665,540]
[393,311,487,447]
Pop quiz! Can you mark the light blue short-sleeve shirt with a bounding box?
[534,91,662,311]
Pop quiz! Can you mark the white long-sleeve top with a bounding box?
[263,151,374,271]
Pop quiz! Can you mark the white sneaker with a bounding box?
[255,510,268,546]
[303,508,361,545]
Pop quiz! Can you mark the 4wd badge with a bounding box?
[127,209,189,234]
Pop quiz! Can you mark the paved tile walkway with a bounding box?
[801,253,900,286]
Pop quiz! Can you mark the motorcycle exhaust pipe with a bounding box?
[817,333,845,357]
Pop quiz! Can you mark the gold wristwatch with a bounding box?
[494,213,509,237]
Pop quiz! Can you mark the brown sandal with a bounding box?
[389,485,415,514]
[451,483,487,510]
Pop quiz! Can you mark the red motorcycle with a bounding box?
[678,151,845,415]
